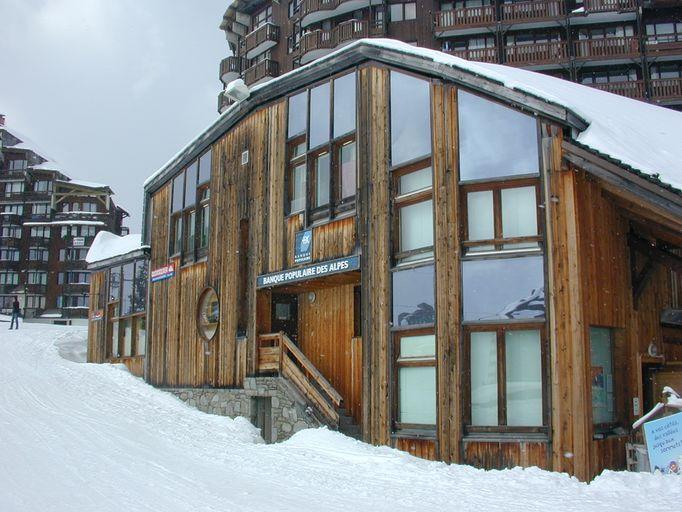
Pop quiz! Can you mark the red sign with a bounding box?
[90,309,104,321]
[151,262,176,283]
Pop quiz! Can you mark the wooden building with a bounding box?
[142,40,682,481]
[86,232,149,377]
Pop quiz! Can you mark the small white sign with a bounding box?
[241,150,249,165]
[73,237,85,247]
[633,397,641,416]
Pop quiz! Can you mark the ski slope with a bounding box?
[0,324,679,511]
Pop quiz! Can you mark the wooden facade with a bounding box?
[144,43,682,480]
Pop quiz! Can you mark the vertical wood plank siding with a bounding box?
[86,270,107,363]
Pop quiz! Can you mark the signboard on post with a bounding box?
[257,255,360,288]
[151,262,176,283]
[643,411,682,474]
[294,229,313,264]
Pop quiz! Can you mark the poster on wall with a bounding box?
[151,262,176,283]
[643,411,682,475]
[294,229,313,264]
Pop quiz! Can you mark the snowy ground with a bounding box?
[1,324,679,511]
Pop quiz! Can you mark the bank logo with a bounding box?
[294,229,313,264]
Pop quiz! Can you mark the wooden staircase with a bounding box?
[257,332,360,437]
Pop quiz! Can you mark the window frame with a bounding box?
[106,260,147,359]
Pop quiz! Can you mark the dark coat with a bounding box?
[12,300,20,314]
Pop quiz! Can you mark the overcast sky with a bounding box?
[0,0,228,230]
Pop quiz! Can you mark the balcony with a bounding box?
[299,19,381,64]
[651,77,682,104]
[243,59,280,87]
[444,46,498,63]
[299,0,378,28]
[586,80,646,99]
[574,36,640,61]
[645,35,682,58]
[0,213,23,225]
[504,41,569,67]
[219,56,248,85]
[434,6,496,37]
[582,0,638,13]
[501,1,565,25]
[243,22,279,60]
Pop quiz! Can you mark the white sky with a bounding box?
[0,0,228,230]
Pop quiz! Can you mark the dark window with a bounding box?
[392,264,435,327]
[171,172,184,213]
[390,71,431,167]
[198,149,212,184]
[184,162,198,209]
[121,262,134,316]
[133,260,148,313]
[458,90,539,181]
[590,327,616,426]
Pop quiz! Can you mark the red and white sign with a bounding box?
[151,262,176,283]
[90,309,104,321]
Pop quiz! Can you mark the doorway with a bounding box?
[271,293,298,342]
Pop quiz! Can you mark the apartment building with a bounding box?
[217,0,682,112]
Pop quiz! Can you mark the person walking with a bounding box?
[9,296,21,330]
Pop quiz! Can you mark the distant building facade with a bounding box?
[0,115,127,320]
[218,0,682,112]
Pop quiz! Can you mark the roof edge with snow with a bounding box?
[85,232,149,269]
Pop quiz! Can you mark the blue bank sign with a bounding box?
[294,229,313,264]
[643,411,682,475]
[256,255,360,288]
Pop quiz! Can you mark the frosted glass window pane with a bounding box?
[392,265,435,326]
[315,153,330,207]
[501,186,537,239]
[291,164,306,212]
[399,366,436,424]
[590,327,615,424]
[391,71,431,166]
[458,90,539,181]
[309,82,331,149]
[467,190,494,241]
[137,317,146,356]
[333,72,356,137]
[399,167,432,195]
[400,200,433,253]
[123,319,132,357]
[288,91,307,138]
[463,256,544,321]
[505,330,543,426]
[471,331,498,426]
[400,334,436,359]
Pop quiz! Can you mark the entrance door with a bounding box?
[271,294,298,342]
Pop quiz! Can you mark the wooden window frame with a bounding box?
[589,326,625,434]
[197,185,210,258]
[460,177,543,253]
[286,135,307,216]
[392,327,437,433]
[463,322,549,436]
[392,157,434,264]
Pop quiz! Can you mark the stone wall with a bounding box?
[166,377,321,442]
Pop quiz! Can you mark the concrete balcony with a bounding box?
[220,56,248,85]
[504,41,569,68]
[444,46,498,64]
[299,0,380,28]
[243,59,280,87]
[586,80,646,99]
[243,22,279,60]
[434,6,496,37]
[574,36,640,62]
[299,19,383,64]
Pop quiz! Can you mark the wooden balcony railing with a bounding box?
[504,41,569,66]
[445,46,498,63]
[299,19,378,58]
[501,0,565,24]
[574,36,639,60]
[651,77,682,101]
[258,332,342,425]
[586,80,645,99]
[434,5,496,31]
[243,22,280,56]
[645,36,682,57]
[243,59,280,86]
[219,56,248,83]
[582,0,638,13]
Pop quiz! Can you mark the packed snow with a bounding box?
[1,324,680,511]
[85,232,146,264]
[145,39,682,192]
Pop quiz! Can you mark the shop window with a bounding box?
[468,327,544,429]
[395,331,437,428]
[106,259,147,359]
[590,327,616,426]
[458,90,539,181]
[390,71,431,167]
[394,162,434,263]
[198,288,220,341]
[392,264,435,327]
[462,255,544,322]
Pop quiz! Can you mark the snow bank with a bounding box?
[145,39,682,193]
[0,324,680,511]
[85,231,146,264]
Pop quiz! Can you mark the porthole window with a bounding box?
[197,287,219,341]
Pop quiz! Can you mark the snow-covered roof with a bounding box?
[85,232,147,265]
[145,39,682,195]
[55,179,110,190]
[0,123,60,170]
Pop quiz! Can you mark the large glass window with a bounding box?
[590,327,616,426]
[198,149,212,185]
[121,262,134,317]
[309,82,331,150]
[390,71,431,167]
[396,332,437,426]
[289,162,306,213]
[333,72,356,138]
[288,91,307,138]
[462,256,544,321]
[184,161,198,209]
[394,164,434,263]
[392,264,435,327]
[313,152,330,208]
[171,173,184,213]
[338,141,356,201]
[458,90,539,181]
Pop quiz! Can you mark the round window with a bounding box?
[197,288,219,341]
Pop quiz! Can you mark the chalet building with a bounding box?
[218,0,682,113]
[135,40,682,480]
[86,232,149,377]
[0,115,128,320]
